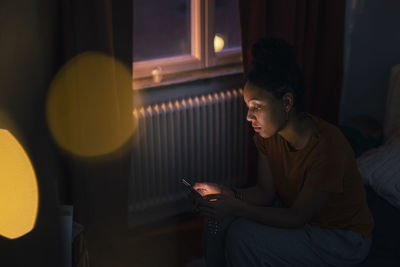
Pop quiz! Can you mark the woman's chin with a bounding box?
[259,131,273,139]
[258,132,267,138]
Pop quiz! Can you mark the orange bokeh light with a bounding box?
[0,129,38,239]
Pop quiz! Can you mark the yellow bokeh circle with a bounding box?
[0,129,38,239]
[46,52,135,158]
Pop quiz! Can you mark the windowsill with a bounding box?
[132,63,244,90]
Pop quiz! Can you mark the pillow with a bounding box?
[383,64,400,142]
[357,134,400,210]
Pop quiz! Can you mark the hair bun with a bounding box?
[246,37,305,111]
[251,38,296,76]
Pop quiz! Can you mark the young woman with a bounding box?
[193,38,374,267]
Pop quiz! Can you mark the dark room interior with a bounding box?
[1,0,400,267]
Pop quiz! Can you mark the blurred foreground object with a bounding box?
[0,129,38,239]
[46,52,136,158]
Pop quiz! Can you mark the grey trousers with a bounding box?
[204,217,371,267]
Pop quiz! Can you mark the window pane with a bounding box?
[133,0,191,62]
[214,0,241,53]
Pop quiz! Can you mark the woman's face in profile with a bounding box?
[244,82,286,138]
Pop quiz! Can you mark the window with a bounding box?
[133,0,243,89]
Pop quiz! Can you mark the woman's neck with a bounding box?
[278,113,314,151]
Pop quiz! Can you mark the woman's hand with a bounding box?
[190,182,220,213]
[191,182,239,217]
[192,182,222,197]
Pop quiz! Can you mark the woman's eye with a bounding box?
[250,106,261,112]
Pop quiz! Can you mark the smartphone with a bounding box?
[181,178,202,197]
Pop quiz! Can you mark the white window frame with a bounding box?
[132,0,243,90]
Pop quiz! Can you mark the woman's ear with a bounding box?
[282,92,294,111]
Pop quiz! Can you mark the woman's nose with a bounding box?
[246,110,255,122]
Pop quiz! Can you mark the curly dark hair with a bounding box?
[246,38,305,112]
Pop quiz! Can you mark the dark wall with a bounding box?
[0,0,64,266]
[340,0,400,123]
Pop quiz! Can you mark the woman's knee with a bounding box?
[224,219,271,266]
[224,220,316,266]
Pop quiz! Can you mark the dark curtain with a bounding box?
[239,0,346,182]
[59,1,132,266]
[61,0,132,65]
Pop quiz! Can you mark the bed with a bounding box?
[356,64,400,266]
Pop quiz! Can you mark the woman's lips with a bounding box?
[253,126,261,132]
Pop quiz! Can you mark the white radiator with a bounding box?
[129,89,248,227]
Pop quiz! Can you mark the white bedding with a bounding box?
[357,64,400,210]
[357,135,400,209]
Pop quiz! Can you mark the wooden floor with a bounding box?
[85,213,206,267]
[126,214,206,267]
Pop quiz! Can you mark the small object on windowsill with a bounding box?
[151,66,163,83]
